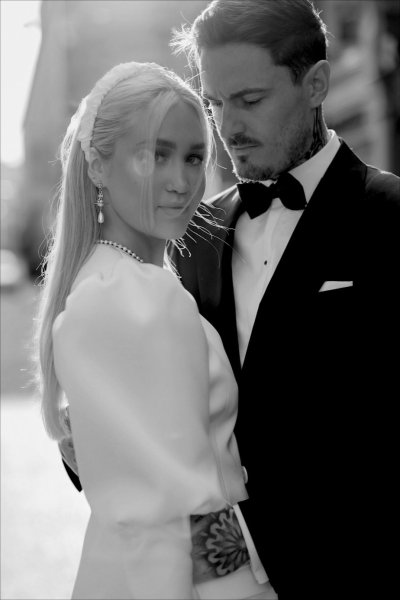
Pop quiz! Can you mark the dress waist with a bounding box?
[59,408,253,585]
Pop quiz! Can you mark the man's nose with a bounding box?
[218,105,244,142]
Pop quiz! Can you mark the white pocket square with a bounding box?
[319,281,353,292]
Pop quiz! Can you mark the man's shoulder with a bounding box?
[339,140,399,208]
[191,183,239,233]
[364,163,400,200]
[170,185,240,287]
[358,164,400,238]
[202,183,239,211]
[171,184,239,265]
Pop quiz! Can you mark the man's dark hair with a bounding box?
[172,0,329,83]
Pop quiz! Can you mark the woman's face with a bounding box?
[101,100,207,243]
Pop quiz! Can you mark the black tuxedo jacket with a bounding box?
[172,141,400,598]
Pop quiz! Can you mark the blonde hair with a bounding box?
[35,62,214,440]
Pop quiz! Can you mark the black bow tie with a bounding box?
[237,173,307,219]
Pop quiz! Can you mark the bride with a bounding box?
[35,61,277,600]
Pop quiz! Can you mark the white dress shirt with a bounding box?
[233,130,341,365]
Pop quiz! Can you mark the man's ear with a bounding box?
[87,148,106,187]
[303,60,330,108]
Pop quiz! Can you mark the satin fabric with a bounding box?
[53,249,249,599]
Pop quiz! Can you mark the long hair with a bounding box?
[172,0,329,83]
[36,62,215,440]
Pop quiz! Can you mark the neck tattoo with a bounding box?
[302,105,328,162]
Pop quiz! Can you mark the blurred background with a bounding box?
[1,1,399,598]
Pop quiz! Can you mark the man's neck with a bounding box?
[302,106,329,163]
[280,110,329,176]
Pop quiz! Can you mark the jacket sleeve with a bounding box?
[53,260,226,598]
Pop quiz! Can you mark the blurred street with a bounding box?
[1,281,89,600]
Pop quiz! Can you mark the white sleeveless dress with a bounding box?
[52,248,275,599]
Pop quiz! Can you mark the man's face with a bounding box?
[200,43,314,180]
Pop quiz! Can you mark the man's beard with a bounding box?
[227,124,313,182]
[230,154,274,182]
[222,132,273,181]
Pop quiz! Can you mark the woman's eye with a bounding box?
[155,150,168,164]
[187,154,204,166]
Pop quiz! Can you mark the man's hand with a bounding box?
[58,406,79,478]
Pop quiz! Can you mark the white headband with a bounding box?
[76,61,150,162]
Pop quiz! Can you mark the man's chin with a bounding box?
[232,159,272,182]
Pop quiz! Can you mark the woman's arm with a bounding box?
[53,260,226,598]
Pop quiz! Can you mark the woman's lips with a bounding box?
[158,205,186,216]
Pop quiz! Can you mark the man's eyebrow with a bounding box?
[203,88,268,102]
[230,87,268,100]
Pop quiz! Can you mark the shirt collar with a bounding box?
[261,130,341,204]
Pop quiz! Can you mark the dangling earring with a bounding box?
[95,184,104,224]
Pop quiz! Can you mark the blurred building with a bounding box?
[1,163,23,251]
[317,0,400,175]
[20,0,400,277]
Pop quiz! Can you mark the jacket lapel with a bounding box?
[184,186,244,379]
[216,195,246,379]
[243,141,367,369]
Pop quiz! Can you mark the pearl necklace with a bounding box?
[97,239,144,263]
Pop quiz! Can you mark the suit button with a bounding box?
[242,466,248,484]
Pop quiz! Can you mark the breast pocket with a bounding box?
[319,281,353,292]
[311,285,355,340]
[317,285,354,304]
[306,285,356,388]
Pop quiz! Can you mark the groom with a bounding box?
[172,0,400,598]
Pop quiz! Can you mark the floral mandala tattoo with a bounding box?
[191,506,250,583]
